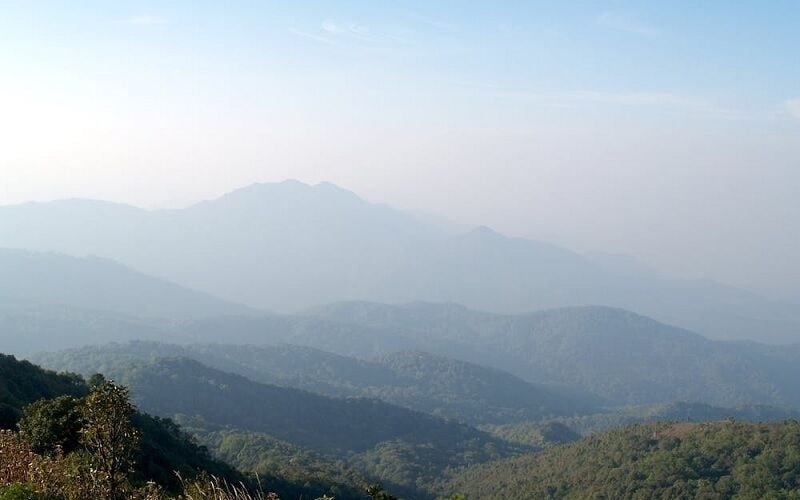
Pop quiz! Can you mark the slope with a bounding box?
[309,302,800,408]
[34,342,593,424]
[439,421,800,499]
[0,249,259,354]
[88,357,521,497]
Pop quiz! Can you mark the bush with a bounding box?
[0,484,39,500]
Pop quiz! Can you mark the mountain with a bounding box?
[83,357,519,498]
[32,302,800,409]
[192,429,370,500]
[36,302,800,410]
[308,302,800,408]
[0,354,254,495]
[0,249,259,354]
[0,354,86,427]
[33,342,593,425]
[485,401,800,445]
[0,249,254,319]
[438,421,800,499]
[1,180,798,343]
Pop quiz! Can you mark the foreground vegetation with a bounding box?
[0,354,386,499]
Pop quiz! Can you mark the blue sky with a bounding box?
[1,1,799,299]
[3,1,798,120]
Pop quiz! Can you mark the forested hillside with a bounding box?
[0,353,374,499]
[34,342,593,424]
[0,354,86,427]
[0,355,239,494]
[483,401,800,446]
[52,303,796,409]
[75,357,521,497]
[308,303,800,407]
[440,421,800,499]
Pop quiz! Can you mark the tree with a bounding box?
[17,395,83,455]
[80,381,140,500]
[365,484,398,500]
[87,373,106,389]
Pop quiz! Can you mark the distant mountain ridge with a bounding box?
[30,301,800,410]
[306,302,800,408]
[34,341,594,425]
[0,249,257,354]
[2,180,799,342]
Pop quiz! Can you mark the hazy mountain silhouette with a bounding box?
[2,180,799,343]
[29,302,800,410]
[0,249,256,353]
[307,302,800,407]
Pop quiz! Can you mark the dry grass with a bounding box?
[178,475,280,500]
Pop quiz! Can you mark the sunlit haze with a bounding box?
[1,1,799,301]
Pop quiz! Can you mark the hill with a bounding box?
[85,357,521,497]
[34,342,593,425]
[307,302,800,408]
[0,248,254,319]
[0,249,257,354]
[439,421,800,499]
[1,180,798,343]
[484,401,800,446]
[0,354,86,427]
[0,354,242,494]
[33,303,800,409]
[0,353,376,499]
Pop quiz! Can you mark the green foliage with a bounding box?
[0,484,39,500]
[197,430,369,500]
[18,395,83,455]
[88,373,106,388]
[113,357,506,455]
[441,421,800,499]
[80,382,141,500]
[0,354,282,497]
[365,484,397,500]
[0,354,86,429]
[33,342,592,426]
[483,421,581,448]
[59,357,521,498]
[36,304,800,413]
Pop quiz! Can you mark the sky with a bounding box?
[1,1,799,301]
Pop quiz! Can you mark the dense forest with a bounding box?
[6,351,800,500]
[34,342,593,425]
[440,421,800,499]
[76,357,520,498]
[28,302,800,409]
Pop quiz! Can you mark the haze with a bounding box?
[1,1,799,302]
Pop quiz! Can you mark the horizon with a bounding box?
[2,1,799,300]
[1,176,797,306]
[3,2,799,303]
[4,4,800,497]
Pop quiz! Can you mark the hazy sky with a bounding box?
[1,1,799,301]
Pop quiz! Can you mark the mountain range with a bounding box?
[2,180,799,343]
[33,341,594,425]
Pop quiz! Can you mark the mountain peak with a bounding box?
[467,225,504,239]
[208,179,363,206]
